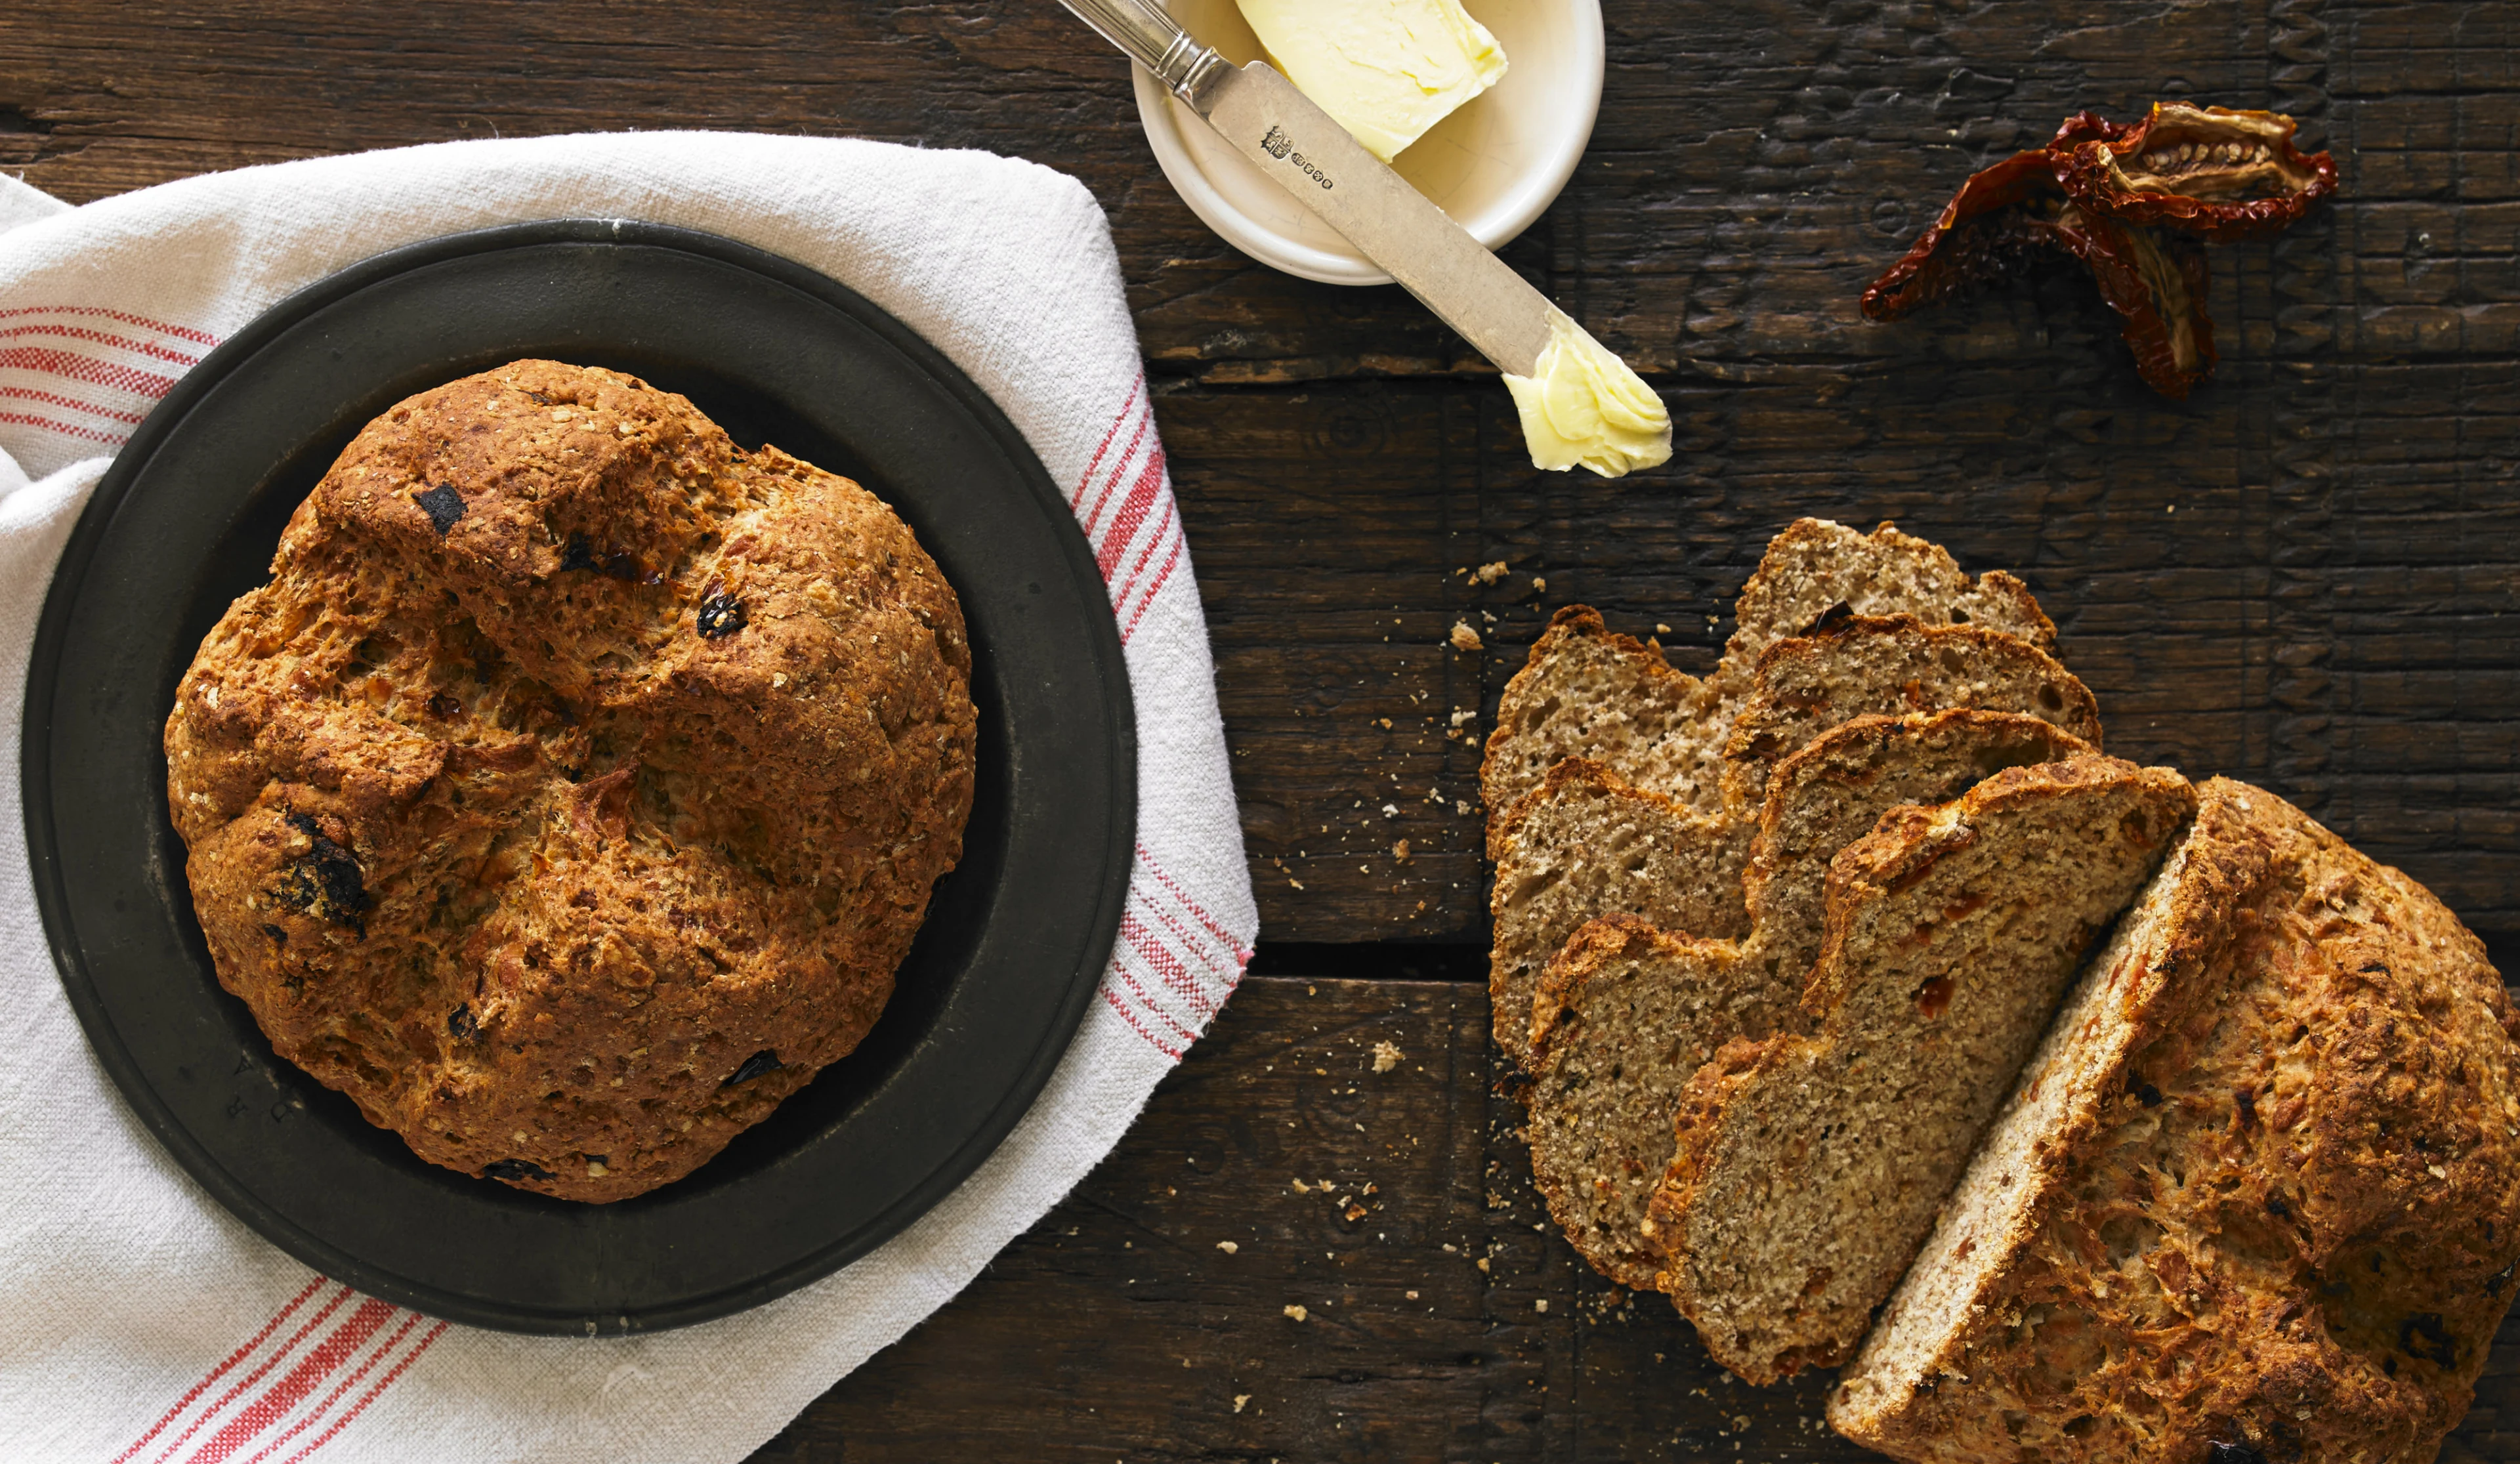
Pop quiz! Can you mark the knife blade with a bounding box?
[1055,0,1555,376]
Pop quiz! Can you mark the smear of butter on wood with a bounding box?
[1503,311,1673,477]
[1236,0,1507,163]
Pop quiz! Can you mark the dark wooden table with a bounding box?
[9,2,2517,1458]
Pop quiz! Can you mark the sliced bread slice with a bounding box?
[1830,779,2520,1464]
[1480,606,1725,824]
[1485,759,1750,1068]
[1524,917,1800,1289]
[1647,756,2196,1384]
[1482,518,2059,823]
[1487,623,2103,1074]
[1521,712,2095,1286]
[1719,614,2103,818]
[1725,518,2055,671]
[1742,709,2098,981]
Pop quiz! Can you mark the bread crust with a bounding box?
[1728,518,2055,665]
[1830,778,2520,1464]
[165,360,976,1203]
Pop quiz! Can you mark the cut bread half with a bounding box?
[1830,779,2520,1464]
[1481,519,2059,824]
[1521,712,2096,1285]
[1648,756,2196,1384]
[1720,614,2102,818]
[1485,760,1750,1069]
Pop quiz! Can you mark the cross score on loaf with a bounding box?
[163,360,976,1205]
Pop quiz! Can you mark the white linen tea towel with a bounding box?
[0,133,1255,1463]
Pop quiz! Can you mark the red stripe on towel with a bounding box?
[0,346,182,398]
[275,1320,446,1463]
[0,322,202,365]
[0,304,219,346]
[234,1310,433,1464]
[188,1297,398,1464]
[0,409,130,446]
[1120,528,1183,646]
[1138,844,1248,957]
[140,1285,356,1464]
[1101,984,1184,1060]
[1093,448,1168,583]
[1080,408,1152,545]
[0,383,151,423]
[110,1278,328,1464]
[1070,372,1145,506]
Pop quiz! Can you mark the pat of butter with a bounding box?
[1503,312,1673,478]
[1235,0,1507,163]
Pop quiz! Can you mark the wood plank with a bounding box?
[744,974,2520,1462]
[5,0,2516,944]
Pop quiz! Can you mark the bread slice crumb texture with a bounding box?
[1480,517,2059,824]
[1486,760,1749,1070]
[1521,711,2093,1287]
[1650,756,2196,1384]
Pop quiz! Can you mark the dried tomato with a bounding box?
[1862,103,2338,398]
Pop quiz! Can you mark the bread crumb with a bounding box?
[1534,1298,1549,1312]
[1283,1304,1308,1322]
[1292,1178,1311,1193]
[1406,1289,1419,1299]
[1382,803,1400,818]
[1234,1395,1251,1413]
[1372,1041,1403,1072]
[1656,622,1672,634]
[1216,1240,1240,1254]
[1449,621,1483,652]
[1391,839,1412,864]
[1530,575,1545,595]
[1470,560,1509,585]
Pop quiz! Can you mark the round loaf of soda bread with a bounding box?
[163,360,976,1203]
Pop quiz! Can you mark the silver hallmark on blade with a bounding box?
[1195,62,1553,376]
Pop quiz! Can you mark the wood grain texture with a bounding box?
[739,976,2520,1463]
[9,3,2520,1455]
[7,0,2516,943]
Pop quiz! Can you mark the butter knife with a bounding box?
[1055,0,1555,377]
